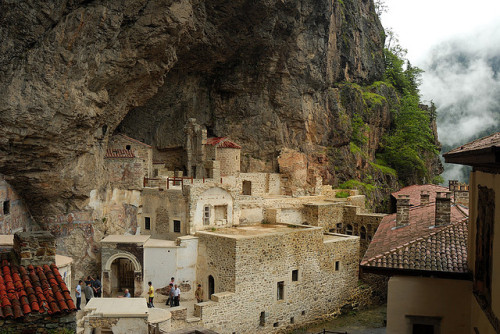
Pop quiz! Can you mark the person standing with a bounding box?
[84,281,94,304]
[168,284,175,307]
[147,281,154,308]
[75,280,82,310]
[174,284,181,306]
[195,284,203,303]
[92,276,102,297]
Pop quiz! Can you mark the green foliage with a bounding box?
[339,179,376,193]
[383,49,423,96]
[335,191,350,198]
[380,95,439,183]
[362,91,386,107]
[369,158,397,177]
[431,175,445,185]
[351,114,369,146]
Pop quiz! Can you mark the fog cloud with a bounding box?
[419,22,500,181]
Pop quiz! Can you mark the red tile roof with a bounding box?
[105,149,135,159]
[392,184,450,206]
[361,219,468,273]
[206,137,242,149]
[0,259,76,318]
[116,134,152,148]
[445,132,500,155]
[362,203,469,273]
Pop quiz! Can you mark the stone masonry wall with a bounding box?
[0,311,76,333]
[195,226,359,334]
[109,135,153,178]
[197,233,237,294]
[0,176,33,233]
[14,231,56,267]
[217,148,240,177]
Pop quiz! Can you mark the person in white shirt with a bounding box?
[174,284,181,306]
[75,280,82,310]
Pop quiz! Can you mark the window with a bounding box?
[406,315,441,334]
[273,322,279,327]
[277,281,284,300]
[360,226,366,240]
[336,223,342,229]
[290,317,295,324]
[292,269,299,282]
[242,181,252,195]
[335,261,340,271]
[173,220,181,233]
[214,205,227,221]
[259,311,265,326]
[126,145,131,150]
[144,217,151,230]
[346,224,353,235]
[203,206,210,225]
[3,201,10,215]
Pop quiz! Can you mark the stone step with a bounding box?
[186,317,201,323]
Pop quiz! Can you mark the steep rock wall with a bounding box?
[0,0,384,221]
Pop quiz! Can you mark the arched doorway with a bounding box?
[103,252,142,297]
[208,275,215,300]
[110,257,135,296]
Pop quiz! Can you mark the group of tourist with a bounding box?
[75,276,203,311]
[74,276,102,311]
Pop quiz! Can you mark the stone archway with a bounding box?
[102,252,143,297]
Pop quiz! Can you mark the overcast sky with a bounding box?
[380,0,500,65]
[380,0,500,182]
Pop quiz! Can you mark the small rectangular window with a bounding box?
[173,220,181,233]
[335,261,340,271]
[203,206,210,225]
[292,269,299,282]
[277,281,284,300]
[145,217,151,230]
[260,311,265,326]
[3,201,10,215]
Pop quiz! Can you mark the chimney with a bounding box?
[435,192,451,227]
[396,195,410,227]
[420,190,430,206]
[13,231,56,267]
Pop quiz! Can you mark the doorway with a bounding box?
[208,275,215,300]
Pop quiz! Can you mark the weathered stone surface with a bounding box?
[0,0,384,222]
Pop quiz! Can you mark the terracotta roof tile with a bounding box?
[362,203,469,274]
[445,132,500,155]
[105,148,135,159]
[392,184,450,206]
[206,137,242,149]
[0,258,75,318]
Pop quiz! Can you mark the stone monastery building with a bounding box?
[92,119,387,333]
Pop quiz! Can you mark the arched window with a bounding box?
[360,226,366,240]
[346,224,353,235]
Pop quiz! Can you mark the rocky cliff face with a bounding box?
[0,0,386,223]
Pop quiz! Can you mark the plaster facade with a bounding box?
[387,276,471,334]
[0,176,32,233]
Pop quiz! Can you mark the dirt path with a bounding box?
[290,305,387,334]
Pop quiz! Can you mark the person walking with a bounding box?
[84,281,94,304]
[147,281,154,308]
[75,280,82,310]
[174,284,180,306]
[195,284,203,303]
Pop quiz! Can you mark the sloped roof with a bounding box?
[0,259,76,318]
[206,137,241,149]
[105,149,135,159]
[362,202,469,274]
[362,219,468,273]
[116,134,152,148]
[391,184,450,206]
[445,132,500,155]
